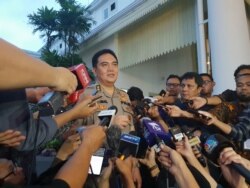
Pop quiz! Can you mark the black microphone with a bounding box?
[106,125,122,156]
[98,105,118,127]
[181,126,206,167]
[118,133,141,159]
[203,134,250,183]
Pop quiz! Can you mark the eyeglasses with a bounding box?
[202,80,212,85]
[0,162,17,185]
[166,83,180,88]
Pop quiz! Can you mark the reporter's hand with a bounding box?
[72,96,99,119]
[56,133,81,161]
[25,87,50,103]
[154,95,165,104]
[165,105,184,117]
[81,125,106,154]
[132,158,142,188]
[112,115,130,130]
[139,147,157,168]
[154,92,177,105]
[0,130,26,148]
[98,159,113,188]
[52,67,77,94]
[158,144,186,175]
[115,156,135,188]
[175,135,194,159]
[116,156,133,176]
[219,147,249,188]
[189,97,207,109]
[197,110,216,125]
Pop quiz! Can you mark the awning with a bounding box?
[118,0,196,69]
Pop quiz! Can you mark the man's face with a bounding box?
[93,53,118,87]
[166,78,180,96]
[201,75,215,97]
[180,78,201,101]
[236,75,250,102]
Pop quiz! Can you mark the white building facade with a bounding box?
[79,0,250,95]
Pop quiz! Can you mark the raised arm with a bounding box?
[0,39,77,93]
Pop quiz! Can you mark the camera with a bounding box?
[38,91,64,116]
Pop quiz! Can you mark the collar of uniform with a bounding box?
[96,83,120,98]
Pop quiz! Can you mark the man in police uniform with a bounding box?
[78,49,134,133]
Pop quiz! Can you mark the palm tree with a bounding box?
[28,6,58,50]
[56,0,95,55]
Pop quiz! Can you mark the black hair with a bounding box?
[127,86,144,101]
[199,73,214,82]
[234,64,250,78]
[181,72,203,87]
[92,49,118,68]
[166,74,181,83]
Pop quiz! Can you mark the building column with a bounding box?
[207,0,250,94]
[195,0,207,73]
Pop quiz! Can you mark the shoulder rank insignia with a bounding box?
[92,84,102,95]
[96,84,101,92]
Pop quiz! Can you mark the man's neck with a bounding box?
[100,84,115,95]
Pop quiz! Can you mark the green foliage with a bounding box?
[28,0,94,55]
[41,49,95,81]
[28,6,58,50]
[56,0,94,55]
[44,138,62,150]
[28,0,95,81]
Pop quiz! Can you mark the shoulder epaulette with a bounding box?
[92,84,102,95]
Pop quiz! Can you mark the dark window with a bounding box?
[111,2,116,11]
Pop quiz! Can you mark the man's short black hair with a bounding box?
[127,86,144,101]
[166,74,181,83]
[92,49,118,68]
[199,73,214,82]
[181,72,203,87]
[234,64,250,78]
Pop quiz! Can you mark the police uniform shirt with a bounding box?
[81,84,134,133]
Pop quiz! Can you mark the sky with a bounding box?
[0,0,93,52]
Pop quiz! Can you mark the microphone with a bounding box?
[67,63,91,104]
[38,64,91,116]
[142,117,173,152]
[118,133,141,159]
[203,134,250,183]
[106,125,122,156]
[181,126,206,167]
[98,106,118,127]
